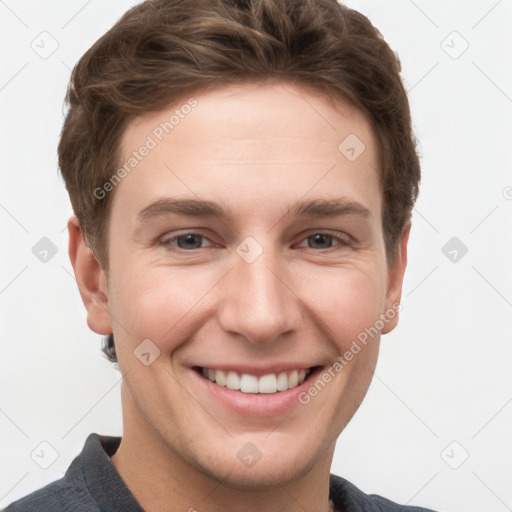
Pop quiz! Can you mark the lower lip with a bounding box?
[190,367,323,416]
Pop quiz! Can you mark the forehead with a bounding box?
[113,81,381,220]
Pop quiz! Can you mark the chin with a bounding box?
[185,431,328,491]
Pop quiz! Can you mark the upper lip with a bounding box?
[192,364,320,377]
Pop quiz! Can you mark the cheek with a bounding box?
[108,256,388,359]
[108,265,218,351]
[292,265,386,351]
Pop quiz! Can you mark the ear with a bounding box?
[381,223,410,334]
[67,215,112,335]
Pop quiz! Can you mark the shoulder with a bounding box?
[3,433,110,512]
[329,473,440,512]
[2,473,96,512]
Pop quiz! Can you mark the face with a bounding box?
[74,80,408,488]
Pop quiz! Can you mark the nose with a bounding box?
[216,242,302,346]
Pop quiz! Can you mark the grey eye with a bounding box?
[175,234,204,249]
[306,234,334,249]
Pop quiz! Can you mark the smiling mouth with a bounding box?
[193,366,320,394]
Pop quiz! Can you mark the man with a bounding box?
[5,0,438,510]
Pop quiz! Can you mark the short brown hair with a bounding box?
[58,0,420,361]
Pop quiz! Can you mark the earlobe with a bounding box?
[381,223,410,335]
[67,215,112,335]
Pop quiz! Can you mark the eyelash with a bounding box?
[158,230,352,253]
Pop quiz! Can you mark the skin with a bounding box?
[68,80,410,512]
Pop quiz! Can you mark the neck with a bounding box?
[111,384,337,512]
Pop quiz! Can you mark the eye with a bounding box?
[158,230,351,253]
[159,232,215,251]
[296,232,351,250]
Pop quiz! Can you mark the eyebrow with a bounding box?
[136,197,372,225]
[289,198,372,219]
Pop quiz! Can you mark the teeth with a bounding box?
[215,369,226,386]
[258,373,277,394]
[226,371,240,390]
[240,374,259,393]
[200,367,312,394]
[276,371,288,391]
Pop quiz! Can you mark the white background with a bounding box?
[1,1,511,510]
